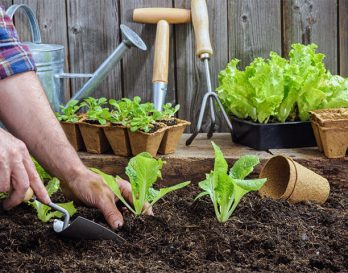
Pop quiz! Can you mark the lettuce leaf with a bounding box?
[196,142,267,223]
[27,177,76,223]
[92,153,190,216]
[217,43,348,123]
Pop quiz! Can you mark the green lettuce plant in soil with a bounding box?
[0,184,346,273]
[0,159,76,223]
[93,152,190,215]
[217,43,348,123]
[196,142,266,223]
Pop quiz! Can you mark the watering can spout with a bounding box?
[6,4,146,111]
[67,25,147,106]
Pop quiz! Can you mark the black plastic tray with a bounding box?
[231,117,316,150]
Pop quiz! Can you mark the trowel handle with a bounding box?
[191,0,213,57]
[152,20,170,84]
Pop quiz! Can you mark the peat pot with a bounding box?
[79,119,110,154]
[158,119,191,155]
[104,124,131,157]
[128,124,166,156]
[60,121,85,151]
[310,108,348,158]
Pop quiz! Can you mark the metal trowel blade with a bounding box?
[58,216,124,241]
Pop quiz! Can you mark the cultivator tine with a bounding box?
[186,91,210,146]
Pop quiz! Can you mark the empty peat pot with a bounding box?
[259,155,330,204]
[310,108,348,158]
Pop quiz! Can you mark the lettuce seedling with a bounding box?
[195,142,267,223]
[160,103,180,120]
[0,159,77,223]
[81,97,110,125]
[92,152,190,215]
[56,100,81,123]
[28,178,76,222]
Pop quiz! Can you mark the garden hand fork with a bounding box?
[186,0,232,146]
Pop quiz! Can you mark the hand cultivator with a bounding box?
[186,0,232,145]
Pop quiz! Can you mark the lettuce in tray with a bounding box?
[217,43,348,123]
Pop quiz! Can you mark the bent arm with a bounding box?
[0,71,86,182]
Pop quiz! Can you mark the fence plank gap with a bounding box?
[339,0,348,77]
[67,0,122,100]
[283,0,338,74]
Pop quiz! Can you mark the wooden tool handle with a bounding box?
[152,20,170,83]
[191,0,213,57]
[24,187,34,202]
[133,8,191,24]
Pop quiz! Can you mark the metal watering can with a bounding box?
[6,4,147,112]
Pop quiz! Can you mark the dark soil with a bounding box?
[0,184,347,273]
[158,119,178,127]
[146,123,161,134]
[85,119,101,125]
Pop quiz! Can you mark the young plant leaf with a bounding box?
[148,181,191,207]
[27,178,76,223]
[90,168,136,214]
[196,142,267,223]
[229,155,260,179]
[92,153,190,216]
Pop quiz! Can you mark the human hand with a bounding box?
[0,128,51,210]
[61,168,153,229]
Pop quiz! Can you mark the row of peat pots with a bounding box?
[230,108,348,159]
[60,117,190,156]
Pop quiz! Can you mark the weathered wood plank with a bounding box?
[1,1,13,9]
[67,0,122,100]
[174,0,229,133]
[339,0,348,77]
[228,0,282,68]
[119,0,176,104]
[283,0,338,74]
[12,0,70,101]
[79,133,347,188]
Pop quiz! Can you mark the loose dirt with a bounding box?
[0,184,346,273]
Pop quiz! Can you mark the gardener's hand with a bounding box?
[0,128,51,210]
[61,169,153,229]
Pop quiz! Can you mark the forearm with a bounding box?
[0,71,86,182]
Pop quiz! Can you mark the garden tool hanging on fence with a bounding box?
[186,0,232,146]
[133,8,191,111]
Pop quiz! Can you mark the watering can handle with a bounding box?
[6,4,42,44]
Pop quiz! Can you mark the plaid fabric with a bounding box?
[0,6,36,79]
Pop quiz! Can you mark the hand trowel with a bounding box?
[24,188,124,241]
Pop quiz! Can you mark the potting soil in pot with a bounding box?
[0,183,346,273]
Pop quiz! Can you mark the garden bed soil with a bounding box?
[0,184,347,273]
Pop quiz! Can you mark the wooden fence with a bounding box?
[2,0,347,132]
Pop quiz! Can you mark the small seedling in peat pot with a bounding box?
[195,142,267,223]
[81,97,110,125]
[92,152,190,215]
[122,97,166,156]
[79,97,111,153]
[55,100,85,151]
[156,103,191,155]
[158,103,180,126]
[56,100,81,123]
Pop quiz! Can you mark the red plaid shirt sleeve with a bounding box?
[0,6,36,79]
